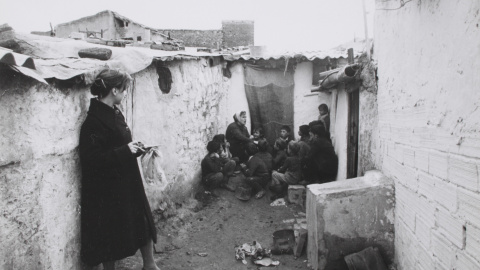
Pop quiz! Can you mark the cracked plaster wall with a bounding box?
[0,58,234,269]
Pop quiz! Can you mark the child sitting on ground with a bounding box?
[279,125,294,144]
[270,141,302,200]
[251,127,265,144]
[240,143,270,199]
[272,138,288,171]
[254,139,273,174]
[201,141,236,190]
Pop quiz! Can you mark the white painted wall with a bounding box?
[293,62,333,136]
[0,59,233,269]
[332,85,349,180]
[376,1,480,269]
[226,62,251,131]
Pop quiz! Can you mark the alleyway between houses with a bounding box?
[116,180,310,270]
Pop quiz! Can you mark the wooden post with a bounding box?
[362,0,371,60]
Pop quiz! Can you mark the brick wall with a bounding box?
[221,20,254,48]
[375,1,480,269]
[158,29,223,48]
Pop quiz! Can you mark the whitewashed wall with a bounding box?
[376,0,480,269]
[0,58,232,269]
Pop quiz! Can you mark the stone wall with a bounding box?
[157,29,223,49]
[375,0,480,269]
[221,20,254,48]
[0,58,231,269]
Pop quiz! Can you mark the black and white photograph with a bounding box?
[0,0,479,269]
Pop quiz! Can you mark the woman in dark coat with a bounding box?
[225,111,252,163]
[79,69,160,270]
[304,125,338,184]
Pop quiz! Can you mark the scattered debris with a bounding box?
[234,241,273,265]
[254,257,280,266]
[197,252,208,257]
[270,198,286,206]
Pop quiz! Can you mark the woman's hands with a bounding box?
[128,141,145,154]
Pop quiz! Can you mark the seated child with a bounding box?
[270,141,302,199]
[201,141,236,189]
[272,138,288,171]
[279,125,294,144]
[254,139,273,174]
[240,143,270,199]
[251,127,265,144]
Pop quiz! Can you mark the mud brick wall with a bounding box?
[375,1,480,269]
[0,59,234,269]
[157,29,223,49]
[221,20,254,48]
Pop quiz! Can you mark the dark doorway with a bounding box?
[347,89,359,178]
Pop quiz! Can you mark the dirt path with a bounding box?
[116,184,310,270]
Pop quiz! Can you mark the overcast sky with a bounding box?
[0,0,375,51]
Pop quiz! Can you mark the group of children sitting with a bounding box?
[201,104,338,201]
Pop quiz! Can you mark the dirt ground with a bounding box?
[115,176,311,270]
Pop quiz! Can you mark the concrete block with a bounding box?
[432,231,456,269]
[417,171,435,201]
[466,224,480,258]
[403,147,415,168]
[429,151,448,180]
[458,188,480,225]
[434,179,458,212]
[306,170,394,270]
[415,149,429,172]
[293,228,307,257]
[456,252,480,270]
[449,155,478,191]
[288,185,306,206]
[435,207,465,248]
[415,242,435,270]
[415,217,432,248]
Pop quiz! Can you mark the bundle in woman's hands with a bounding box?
[140,147,167,187]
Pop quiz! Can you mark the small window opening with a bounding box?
[125,22,129,27]
[156,63,172,94]
[137,36,142,41]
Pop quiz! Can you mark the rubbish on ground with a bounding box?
[344,247,388,270]
[293,228,308,257]
[254,257,280,266]
[270,198,286,206]
[272,229,295,255]
[282,219,295,224]
[197,252,208,257]
[235,241,274,265]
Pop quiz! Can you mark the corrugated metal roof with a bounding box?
[0,47,47,84]
[222,40,370,61]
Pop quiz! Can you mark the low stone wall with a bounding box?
[306,170,395,270]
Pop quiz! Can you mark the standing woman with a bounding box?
[79,69,160,270]
[225,111,252,163]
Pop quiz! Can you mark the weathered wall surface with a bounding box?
[226,62,251,129]
[158,29,223,49]
[358,88,380,176]
[0,74,89,269]
[375,0,480,269]
[128,60,230,208]
[56,12,114,40]
[293,62,332,137]
[306,170,395,270]
[0,59,232,269]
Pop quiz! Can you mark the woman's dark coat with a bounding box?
[305,137,338,183]
[225,121,251,163]
[79,98,156,266]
